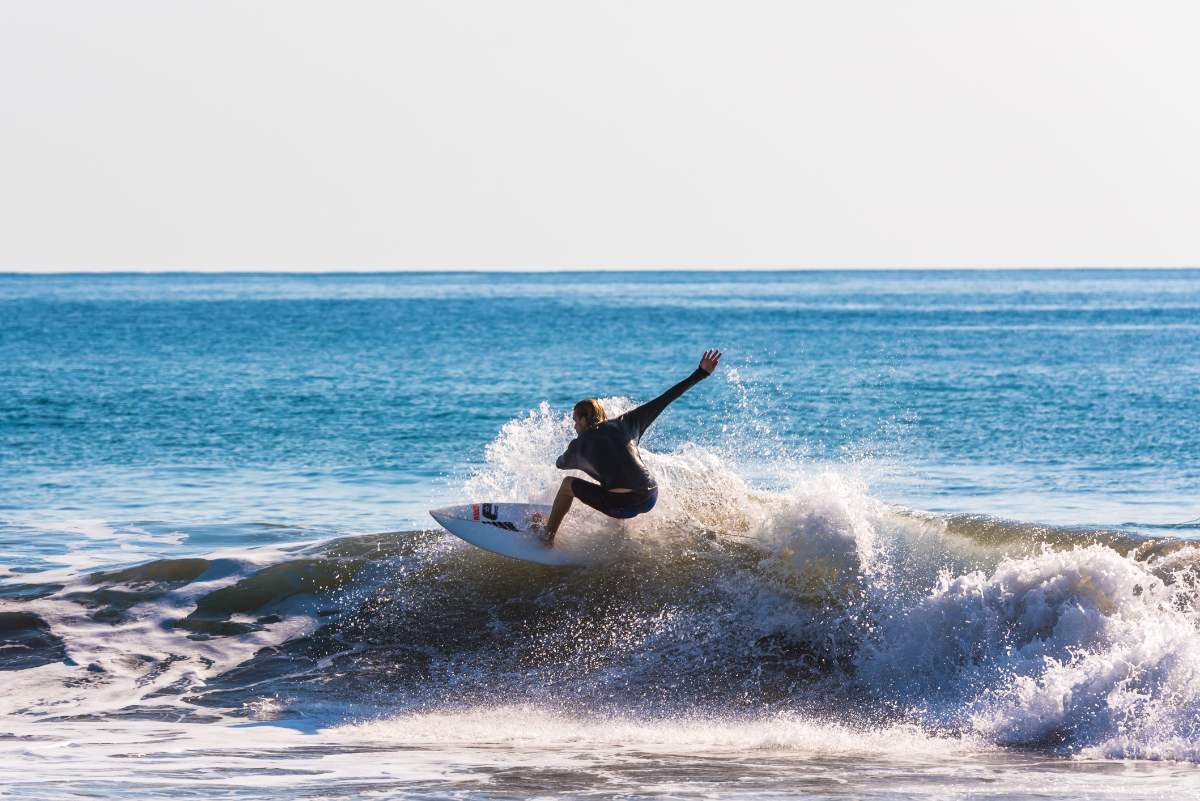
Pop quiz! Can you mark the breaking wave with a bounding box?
[3,401,1199,762]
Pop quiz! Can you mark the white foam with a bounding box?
[857,544,1200,758]
[335,705,979,756]
[0,538,334,720]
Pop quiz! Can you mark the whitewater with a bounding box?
[2,271,1199,798]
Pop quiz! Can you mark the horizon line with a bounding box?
[2,265,1199,276]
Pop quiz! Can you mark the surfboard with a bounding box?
[428,502,589,567]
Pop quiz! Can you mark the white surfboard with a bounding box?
[428,502,589,567]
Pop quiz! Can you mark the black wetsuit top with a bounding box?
[555,368,709,492]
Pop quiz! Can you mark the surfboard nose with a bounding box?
[428,506,462,527]
[429,503,478,525]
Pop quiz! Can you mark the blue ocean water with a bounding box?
[3,270,1200,799]
[2,271,1197,541]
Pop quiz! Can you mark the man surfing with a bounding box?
[534,349,722,544]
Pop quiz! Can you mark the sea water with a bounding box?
[1,270,1198,798]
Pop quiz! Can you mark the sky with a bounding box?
[2,1,1198,272]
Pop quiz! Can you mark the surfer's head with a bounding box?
[572,399,606,433]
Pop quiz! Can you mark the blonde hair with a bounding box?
[573,399,607,428]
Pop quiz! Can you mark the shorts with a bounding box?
[570,479,658,520]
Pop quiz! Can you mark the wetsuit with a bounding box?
[555,367,709,518]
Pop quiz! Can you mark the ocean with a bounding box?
[1,270,1198,798]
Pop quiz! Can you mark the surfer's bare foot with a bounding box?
[526,513,555,546]
[533,523,555,546]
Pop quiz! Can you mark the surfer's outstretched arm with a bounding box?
[623,349,722,439]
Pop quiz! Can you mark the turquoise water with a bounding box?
[2,271,1199,798]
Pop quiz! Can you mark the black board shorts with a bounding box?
[570,479,658,519]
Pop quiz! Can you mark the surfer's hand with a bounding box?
[699,349,722,375]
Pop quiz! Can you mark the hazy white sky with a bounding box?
[2,1,1198,271]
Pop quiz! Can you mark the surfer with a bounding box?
[535,349,722,544]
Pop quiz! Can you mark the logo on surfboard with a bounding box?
[469,504,513,529]
[472,503,500,522]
